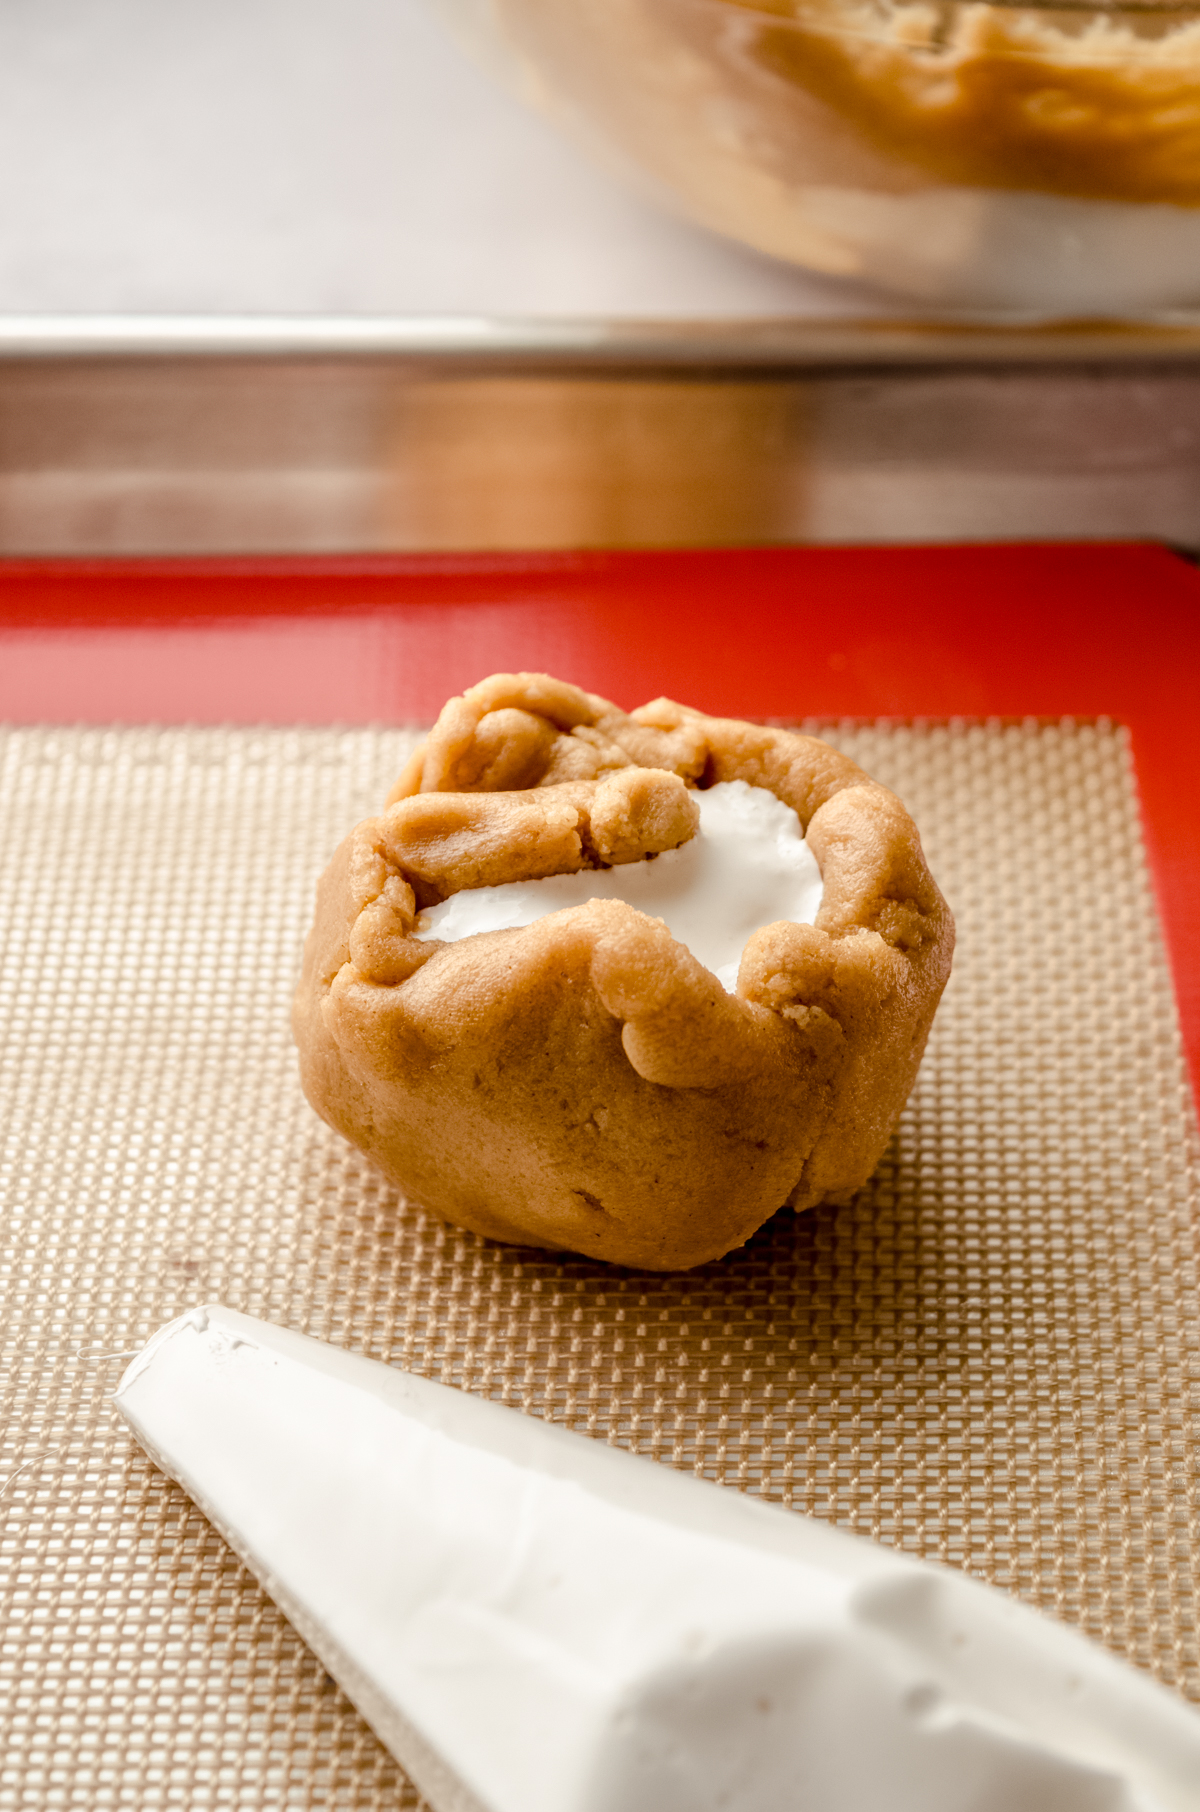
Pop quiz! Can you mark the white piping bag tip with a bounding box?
[116,1305,1200,1812]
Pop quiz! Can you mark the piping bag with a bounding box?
[116,1305,1200,1812]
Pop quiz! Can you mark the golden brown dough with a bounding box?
[734,0,1200,208]
[294,673,954,1270]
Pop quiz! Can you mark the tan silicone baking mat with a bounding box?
[1,719,1198,1809]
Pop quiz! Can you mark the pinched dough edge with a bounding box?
[293,673,955,1270]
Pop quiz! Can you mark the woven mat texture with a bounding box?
[1,719,1198,1810]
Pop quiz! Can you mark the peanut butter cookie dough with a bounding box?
[734,0,1200,206]
[293,675,954,1270]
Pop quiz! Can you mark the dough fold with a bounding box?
[294,673,954,1269]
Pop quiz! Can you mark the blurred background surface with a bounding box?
[2,0,1199,554]
[0,0,879,317]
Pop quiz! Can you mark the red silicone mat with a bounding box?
[3,546,1200,1806]
[1,541,1197,1095]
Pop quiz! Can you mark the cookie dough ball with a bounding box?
[294,673,954,1270]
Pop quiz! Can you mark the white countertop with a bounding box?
[0,0,882,319]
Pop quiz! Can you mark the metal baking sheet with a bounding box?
[2,315,1200,555]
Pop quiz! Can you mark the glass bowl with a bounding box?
[438,0,1200,310]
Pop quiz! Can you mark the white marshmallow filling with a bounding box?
[414,779,824,992]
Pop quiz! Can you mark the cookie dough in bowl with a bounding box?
[293,675,954,1270]
[438,0,1200,309]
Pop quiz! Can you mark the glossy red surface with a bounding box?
[2,542,1198,1098]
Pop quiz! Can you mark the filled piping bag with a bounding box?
[116,1306,1200,1812]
